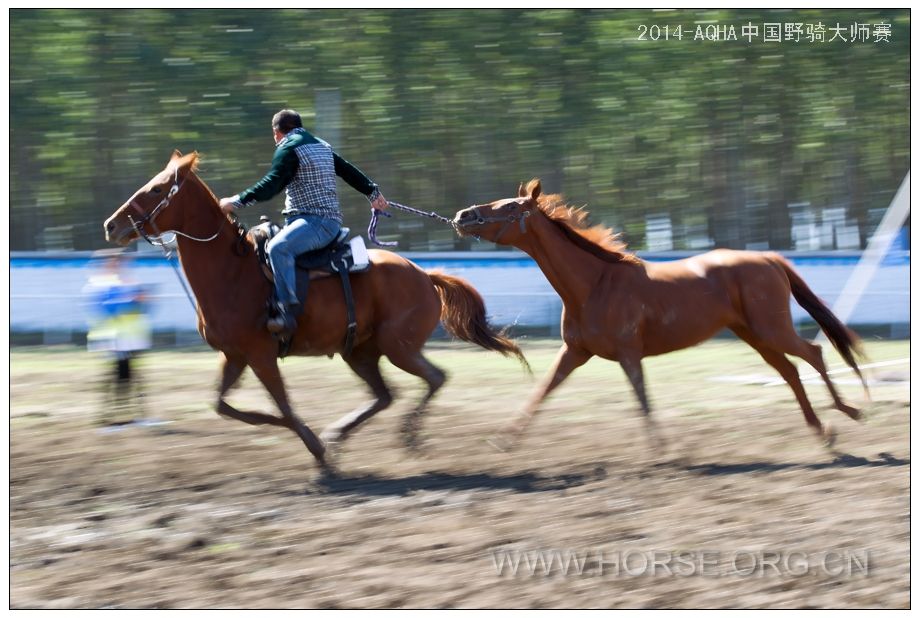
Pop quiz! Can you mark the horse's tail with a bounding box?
[775,256,868,390]
[426,270,530,371]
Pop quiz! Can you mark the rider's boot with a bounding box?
[267,302,298,337]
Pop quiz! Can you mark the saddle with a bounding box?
[249,217,371,358]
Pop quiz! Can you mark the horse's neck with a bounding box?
[516,213,604,307]
[173,186,263,315]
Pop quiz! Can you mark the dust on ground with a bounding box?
[10,340,910,608]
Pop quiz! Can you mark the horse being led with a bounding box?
[455,179,867,449]
[104,152,527,467]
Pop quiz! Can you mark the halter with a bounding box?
[460,202,532,243]
[126,166,222,246]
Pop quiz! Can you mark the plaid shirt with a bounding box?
[282,134,342,221]
[235,128,379,223]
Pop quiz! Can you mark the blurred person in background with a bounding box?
[219,108,389,336]
[84,249,153,426]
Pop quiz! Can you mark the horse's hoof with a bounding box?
[321,435,344,464]
[401,433,423,453]
[400,428,429,456]
[487,434,516,453]
[840,404,864,423]
[320,427,344,445]
[316,459,340,482]
[315,443,339,474]
[400,413,423,451]
[820,423,837,449]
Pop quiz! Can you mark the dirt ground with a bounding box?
[10,339,910,608]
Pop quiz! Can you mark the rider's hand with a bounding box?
[371,193,388,211]
[219,197,239,214]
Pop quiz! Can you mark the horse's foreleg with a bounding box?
[249,358,326,463]
[215,353,289,429]
[217,352,246,397]
[618,354,666,452]
[497,344,591,448]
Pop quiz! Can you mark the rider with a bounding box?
[219,109,388,335]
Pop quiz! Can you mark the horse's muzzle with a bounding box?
[453,207,481,229]
[104,213,134,245]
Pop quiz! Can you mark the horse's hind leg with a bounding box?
[741,303,862,422]
[249,356,326,463]
[782,339,862,421]
[321,345,393,444]
[731,326,834,445]
[383,348,446,450]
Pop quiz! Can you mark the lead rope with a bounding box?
[367,200,459,247]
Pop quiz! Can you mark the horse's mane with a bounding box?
[177,151,255,249]
[530,181,640,265]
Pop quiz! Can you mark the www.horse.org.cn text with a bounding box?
[636,22,892,43]
[490,548,871,579]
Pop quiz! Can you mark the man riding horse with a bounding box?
[219,109,389,336]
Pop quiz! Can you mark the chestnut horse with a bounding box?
[455,179,867,448]
[103,151,526,467]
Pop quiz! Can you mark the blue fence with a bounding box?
[10,249,909,339]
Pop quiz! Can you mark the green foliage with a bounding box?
[10,9,909,251]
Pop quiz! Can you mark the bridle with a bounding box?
[459,201,532,243]
[127,166,222,246]
[122,165,248,313]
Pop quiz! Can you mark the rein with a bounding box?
[127,166,225,246]
[367,200,458,247]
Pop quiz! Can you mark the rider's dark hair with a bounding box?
[272,109,303,134]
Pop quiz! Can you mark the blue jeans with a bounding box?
[267,214,341,307]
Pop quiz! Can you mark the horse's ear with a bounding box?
[170,150,183,163]
[527,179,542,201]
[518,182,527,198]
[178,151,200,174]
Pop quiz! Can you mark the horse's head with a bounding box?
[454,179,542,246]
[104,150,201,246]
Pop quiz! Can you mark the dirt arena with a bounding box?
[10,339,909,608]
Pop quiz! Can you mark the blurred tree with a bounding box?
[9,8,909,252]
